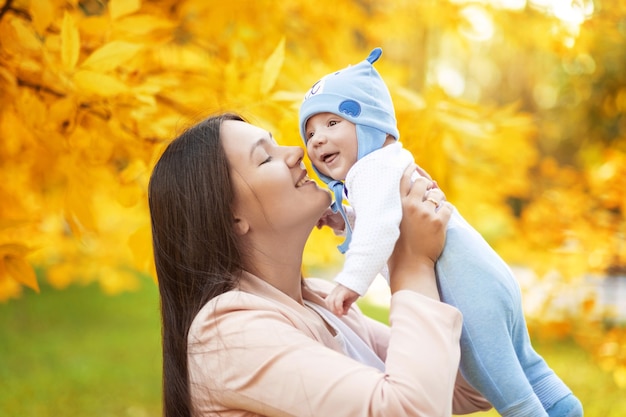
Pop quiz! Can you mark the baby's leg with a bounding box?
[436,213,580,416]
[513,317,583,417]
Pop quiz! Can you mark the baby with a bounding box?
[299,48,583,417]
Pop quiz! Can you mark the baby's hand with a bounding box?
[316,207,346,232]
[326,284,360,317]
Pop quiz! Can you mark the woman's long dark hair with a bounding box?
[148,113,246,417]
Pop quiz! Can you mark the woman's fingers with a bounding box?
[399,162,452,222]
[414,164,432,181]
[400,163,441,198]
[399,163,418,196]
[423,188,447,212]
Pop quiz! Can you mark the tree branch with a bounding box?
[0,0,15,21]
[17,78,65,98]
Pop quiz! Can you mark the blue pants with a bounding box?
[436,212,582,417]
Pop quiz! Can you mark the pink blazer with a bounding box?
[188,271,491,416]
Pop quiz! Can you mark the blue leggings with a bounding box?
[436,212,582,417]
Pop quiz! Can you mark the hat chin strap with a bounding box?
[329,180,352,254]
[311,166,352,253]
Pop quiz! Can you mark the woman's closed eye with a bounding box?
[259,155,273,165]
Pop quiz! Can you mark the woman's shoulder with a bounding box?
[192,286,283,324]
[188,278,336,348]
[187,288,294,358]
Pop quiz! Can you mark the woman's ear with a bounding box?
[233,216,250,236]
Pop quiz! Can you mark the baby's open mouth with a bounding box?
[322,153,338,164]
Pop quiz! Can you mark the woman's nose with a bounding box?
[285,146,304,167]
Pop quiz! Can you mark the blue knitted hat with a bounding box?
[299,47,399,185]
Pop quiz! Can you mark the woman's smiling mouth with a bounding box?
[296,174,313,187]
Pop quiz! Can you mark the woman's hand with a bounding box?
[388,164,453,298]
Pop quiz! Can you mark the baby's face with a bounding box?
[304,113,358,181]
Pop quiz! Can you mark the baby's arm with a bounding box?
[335,149,412,296]
[326,283,360,316]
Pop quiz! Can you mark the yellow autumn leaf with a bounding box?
[47,98,77,133]
[3,254,39,293]
[119,159,147,184]
[109,0,142,20]
[270,90,303,102]
[110,14,175,37]
[117,183,142,207]
[0,244,38,292]
[80,41,143,72]
[128,225,153,272]
[61,11,80,71]
[73,70,128,97]
[614,365,626,389]
[97,265,140,295]
[8,17,42,52]
[260,37,285,95]
[46,262,75,289]
[0,108,29,156]
[394,86,427,110]
[0,273,23,301]
[0,244,30,258]
[16,89,46,129]
[29,0,54,35]
[64,183,97,234]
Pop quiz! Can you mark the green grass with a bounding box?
[0,281,624,416]
[0,280,161,417]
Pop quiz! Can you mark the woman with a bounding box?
[148,113,491,417]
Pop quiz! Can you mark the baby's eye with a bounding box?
[328,120,337,127]
[260,155,273,165]
[307,131,314,140]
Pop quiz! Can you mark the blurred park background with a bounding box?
[0,0,624,415]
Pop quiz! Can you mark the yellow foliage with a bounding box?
[61,11,80,70]
[615,366,626,389]
[73,69,129,96]
[28,0,54,36]
[0,244,38,292]
[260,37,285,95]
[109,0,141,21]
[80,41,143,72]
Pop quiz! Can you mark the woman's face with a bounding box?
[221,120,331,234]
